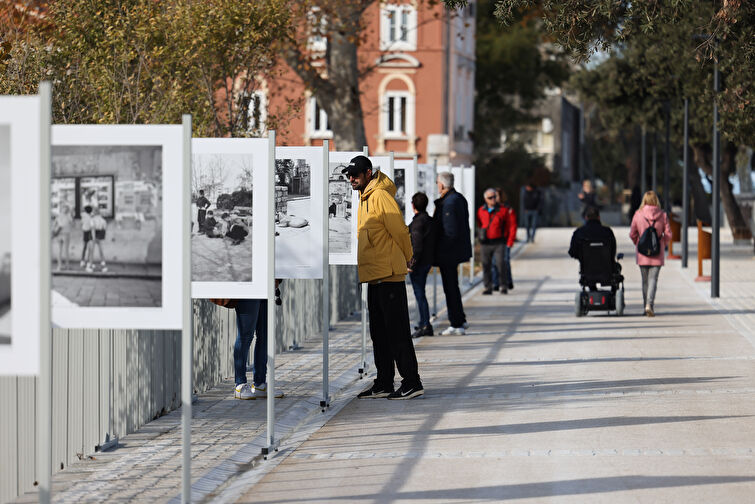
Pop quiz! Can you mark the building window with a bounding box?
[307,7,327,52]
[383,91,412,137]
[380,3,417,51]
[308,96,332,138]
[246,90,267,133]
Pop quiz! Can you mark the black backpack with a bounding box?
[637,218,661,257]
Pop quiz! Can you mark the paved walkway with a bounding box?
[17,228,755,503]
[222,227,755,503]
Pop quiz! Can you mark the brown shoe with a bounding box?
[645,305,655,317]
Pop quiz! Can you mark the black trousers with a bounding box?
[439,263,467,328]
[367,281,421,389]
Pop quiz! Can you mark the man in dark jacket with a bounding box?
[196,189,211,230]
[433,171,472,335]
[408,192,436,338]
[568,206,617,289]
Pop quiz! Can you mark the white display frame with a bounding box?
[274,145,325,279]
[394,158,417,225]
[191,138,271,298]
[370,155,393,180]
[51,125,184,329]
[417,163,436,216]
[328,150,362,265]
[0,96,43,375]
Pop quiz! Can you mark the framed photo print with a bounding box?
[417,163,436,216]
[191,138,271,299]
[0,95,43,375]
[274,146,325,279]
[328,151,362,265]
[369,155,392,181]
[51,125,184,329]
[393,158,417,224]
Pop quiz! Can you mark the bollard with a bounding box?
[695,219,712,282]
[668,213,681,259]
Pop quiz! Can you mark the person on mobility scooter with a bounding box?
[568,206,625,316]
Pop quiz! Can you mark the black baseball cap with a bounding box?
[341,155,372,177]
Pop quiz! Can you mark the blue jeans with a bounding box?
[524,210,538,242]
[234,299,268,386]
[409,263,432,328]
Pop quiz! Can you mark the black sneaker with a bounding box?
[421,324,434,336]
[357,383,393,399]
[482,288,493,295]
[387,383,424,400]
[411,327,423,338]
[500,286,508,294]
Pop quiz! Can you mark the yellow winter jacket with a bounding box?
[357,171,413,283]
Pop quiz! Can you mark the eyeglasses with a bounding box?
[485,196,496,200]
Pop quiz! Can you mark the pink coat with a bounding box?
[630,205,672,266]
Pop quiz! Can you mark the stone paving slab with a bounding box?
[226,227,755,504]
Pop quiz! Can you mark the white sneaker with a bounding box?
[234,383,254,400]
[253,383,283,399]
[441,326,465,336]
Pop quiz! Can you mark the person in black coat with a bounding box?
[433,171,472,335]
[408,192,436,338]
[568,206,617,289]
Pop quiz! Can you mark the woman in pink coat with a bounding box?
[629,191,672,316]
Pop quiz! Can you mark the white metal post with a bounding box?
[321,141,330,410]
[462,165,476,285]
[432,159,438,318]
[36,81,52,504]
[180,114,193,504]
[359,145,368,378]
[264,131,279,457]
[456,165,464,284]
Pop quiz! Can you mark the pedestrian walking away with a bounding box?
[578,179,599,219]
[343,155,424,400]
[629,190,671,317]
[433,171,472,335]
[408,191,437,338]
[522,182,543,243]
[477,188,509,295]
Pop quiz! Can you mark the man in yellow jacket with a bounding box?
[342,155,424,400]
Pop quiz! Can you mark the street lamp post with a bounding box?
[641,127,647,195]
[652,132,658,193]
[711,56,720,298]
[663,101,671,213]
[682,98,690,268]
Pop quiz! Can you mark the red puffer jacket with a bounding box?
[477,204,516,246]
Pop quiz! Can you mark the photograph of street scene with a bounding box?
[0,125,10,344]
[393,167,406,219]
[192,153,253,283]
[328,161,353,254]
[51,145,162,308]
[275,158,313,271]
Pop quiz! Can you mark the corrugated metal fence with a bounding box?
[0,266,359,503]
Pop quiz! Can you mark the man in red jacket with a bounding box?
[477,188,515,295]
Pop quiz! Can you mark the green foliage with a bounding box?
[494,0,754,145]
[0,0,292,137]
[476,144,550,211]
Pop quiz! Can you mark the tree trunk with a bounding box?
[692,143,752,239]
[319,28,367,151]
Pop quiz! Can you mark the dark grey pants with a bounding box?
[481,242,505,290]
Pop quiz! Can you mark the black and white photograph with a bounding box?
[393,158,417,224]
[328,151,361,265]
[393,166,406,219]
[0,125,10,346]
[192,154,253,281]
[275,146,324,279]
[51,125,184,330]
[191,138,271,299]
[1,95,43,375]
[51,145,163,309]
[417,163,436,215]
